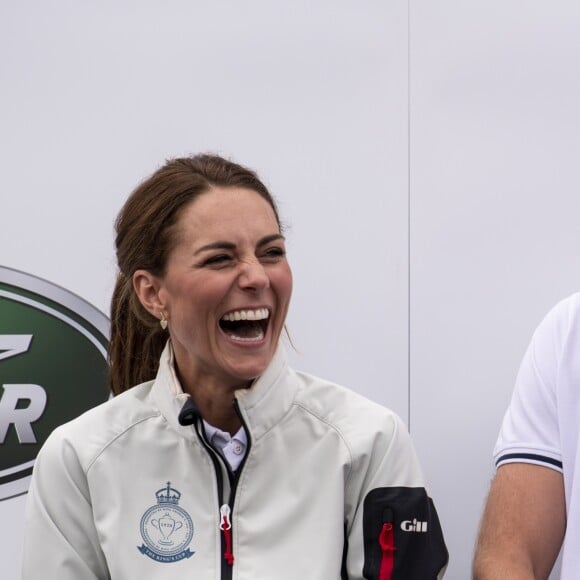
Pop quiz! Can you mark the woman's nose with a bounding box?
[238,259,270,291]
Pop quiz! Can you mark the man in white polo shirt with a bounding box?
[473,293,580,578]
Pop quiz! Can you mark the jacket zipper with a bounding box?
[220,504,234,565]
[192,398,252,580]
[376,505,396,580]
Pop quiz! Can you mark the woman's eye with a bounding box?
[204,254,232,266]
[261,247,286,260]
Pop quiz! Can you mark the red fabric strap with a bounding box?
[378,522,395,580]
[222,515,234,565]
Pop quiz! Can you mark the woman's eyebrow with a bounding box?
[194,241,236,255]
[194,234,285,255]
[256,234,285,247]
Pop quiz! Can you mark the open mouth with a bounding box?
[219,308,270,342]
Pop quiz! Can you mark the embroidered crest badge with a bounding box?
[138,482,194,563]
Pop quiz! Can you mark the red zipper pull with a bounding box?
[219,504,234,565]
[378,522,395,580]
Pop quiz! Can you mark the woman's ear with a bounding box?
[133,269,165,319]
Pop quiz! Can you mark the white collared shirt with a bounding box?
[202,420,248,471]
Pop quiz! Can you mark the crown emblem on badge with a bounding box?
[156,482,181,505]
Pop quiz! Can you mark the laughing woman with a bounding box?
[22,154,448,580]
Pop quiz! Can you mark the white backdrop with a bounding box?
[2,2,580,579]
[410,4,580,578]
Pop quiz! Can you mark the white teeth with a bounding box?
[221,308,269,322]
[228,329,265,342]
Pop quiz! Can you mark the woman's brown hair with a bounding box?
[108,154,280,395]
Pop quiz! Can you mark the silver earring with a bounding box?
[160,311,168,330]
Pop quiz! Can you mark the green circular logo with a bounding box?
[0,266,110,501]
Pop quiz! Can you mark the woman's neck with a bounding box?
[176,370,249,435]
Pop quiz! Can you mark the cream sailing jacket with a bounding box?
[23,344,447,580]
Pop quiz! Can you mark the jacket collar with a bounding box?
[151,341,298,442]
[234,344,297,441]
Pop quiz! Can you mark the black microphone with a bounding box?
[178,396,199,426]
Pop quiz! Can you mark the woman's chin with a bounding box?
[213,329,280,383]
[218,351,273,383]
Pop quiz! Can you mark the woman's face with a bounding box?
[153,186,292,389]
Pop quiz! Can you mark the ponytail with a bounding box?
[108,272,167,394]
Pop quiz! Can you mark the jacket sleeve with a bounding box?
[343,412,448,580]
[21,428,109,580]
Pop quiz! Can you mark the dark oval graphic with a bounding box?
[0,266,110,501]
